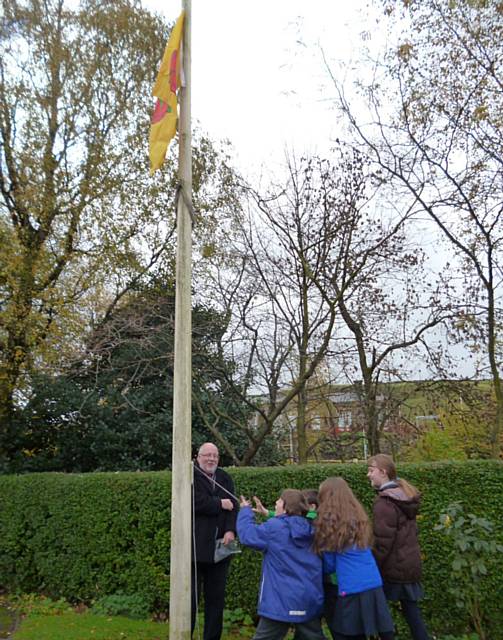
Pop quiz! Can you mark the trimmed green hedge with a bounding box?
[0,461,501,638]
[0,472,171,610]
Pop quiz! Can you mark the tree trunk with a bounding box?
[0,247,37,444]
[296,382,308,463]
[487,284,503,458]
[362,377,380,455]
[0,379,15,433]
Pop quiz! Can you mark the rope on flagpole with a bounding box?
[191,462,202,640]
[174,182,196,224]
[193,463,241,503]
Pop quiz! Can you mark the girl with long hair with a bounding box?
[367,454,431,640]
[314,477,394,640]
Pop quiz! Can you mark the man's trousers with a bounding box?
[191,559,230,640]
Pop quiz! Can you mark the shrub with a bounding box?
[222,608,255,638]
[91,593,150,619]
[11,594,73,616]
[434,502,503,640]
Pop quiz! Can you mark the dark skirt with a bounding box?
[383,581,424,602]
[329,586,394,637]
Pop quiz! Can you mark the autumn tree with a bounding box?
[312,145,450,454]
[199,149,438,461]
[242,155,355,464]
[329,0,503,456]
[196,154,359,465]
[0,0,241,443]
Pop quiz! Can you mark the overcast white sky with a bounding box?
[142,0,374,175]
[139,2,485,380]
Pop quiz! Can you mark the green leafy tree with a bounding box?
[436,386,499,459]
[405,428,467,462]
[8,285,250,472]
[397,379,499,460]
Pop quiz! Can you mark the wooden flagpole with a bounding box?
[169,0,192,638]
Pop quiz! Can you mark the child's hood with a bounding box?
[379,484,420,519]
[280,514,314,547]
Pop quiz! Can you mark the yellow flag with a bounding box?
[149,12,185,175]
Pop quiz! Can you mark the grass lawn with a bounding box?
[6,596,255,640]
[4,595,478,640]
[13,611,168,640]
[12,610,258,640]
[8,607,480,640]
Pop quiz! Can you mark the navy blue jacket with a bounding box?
[237,506,324,623]
[322,546,383,596]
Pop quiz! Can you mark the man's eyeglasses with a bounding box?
[199,454,219,459]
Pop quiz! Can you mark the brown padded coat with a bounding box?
[372,483,422,584]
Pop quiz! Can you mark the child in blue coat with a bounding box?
[237,489,327,640]
[314,477,395,640]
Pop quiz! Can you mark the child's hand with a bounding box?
[240,495,251,508]
[252,496,269,517]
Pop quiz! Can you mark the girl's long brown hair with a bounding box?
[367,454,420,498]
[313,477,372,553]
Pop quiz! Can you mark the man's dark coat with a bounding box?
[192,464,238,563]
